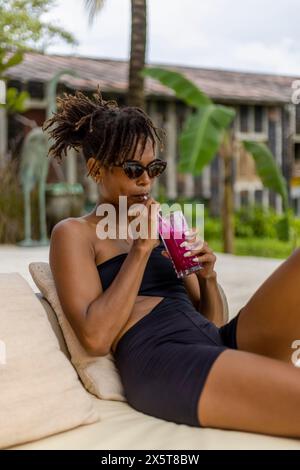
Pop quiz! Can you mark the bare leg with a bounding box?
[235,247,300,363]
[197,349,300,437]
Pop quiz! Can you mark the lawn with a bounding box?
[208,237,299,259]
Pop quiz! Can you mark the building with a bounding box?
[2,51,300,216]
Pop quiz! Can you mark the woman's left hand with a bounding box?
[162,228,217,280]
[183,228,217,279]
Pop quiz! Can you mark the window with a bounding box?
[295,106,300,135]
[238,104,267,134]
[27,81,44,100]
[254,105,263,132]
[239,105,249,132]
[240,190,249,206]
[255,189,263,205]
[292,144,300,179]
[295,143,300,161]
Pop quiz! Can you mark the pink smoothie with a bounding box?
[158,211,202,278]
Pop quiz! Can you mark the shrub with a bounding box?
[209,237,296,259]
[203,216,222,240]
[0,159,39,243]
[234,205,278,239]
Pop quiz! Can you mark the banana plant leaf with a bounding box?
[4,87,29,113]
[178,105,235,174]
[142,66,235,174]
[142,67,212,107]
[0,50,23,76]
[243,140,289,210]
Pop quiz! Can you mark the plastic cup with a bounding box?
[157,209,203,278]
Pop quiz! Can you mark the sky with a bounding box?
[44,0,300,76]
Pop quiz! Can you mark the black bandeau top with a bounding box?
[96,235,188,301]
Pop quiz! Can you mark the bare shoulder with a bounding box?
[49,217,103,345]
[51,216,90,237]
[51,216,94,254]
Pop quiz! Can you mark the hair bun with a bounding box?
[42,87,118,161]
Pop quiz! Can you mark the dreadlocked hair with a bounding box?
[43,86,165,178]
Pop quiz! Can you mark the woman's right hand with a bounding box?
[129,197,161,253]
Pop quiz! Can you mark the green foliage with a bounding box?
[142,67,235,176]
[0,49,23,74]
[0,49,29,112]
[178,105,235,175]
[235,238,296,258]
[156,183,168,204]
[142,67,289,226]
[0,0,76,113]
[4,86,29,113]
[203,216,222,240]
[243,141,289,211]
[275,213,291,242]
[209,237,297,259]
[145,188,300,258]
[234,205,278,238]
[0,159,39,243]
[233,204,295,242]
[205,204,300,258]
[291,216,300,240]
[0,0,77,51]
[141,67,212,108]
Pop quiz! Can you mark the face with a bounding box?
[88,138,159,207]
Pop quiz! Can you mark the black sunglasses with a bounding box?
[114,158,167,179]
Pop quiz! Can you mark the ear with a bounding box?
[87,157,97,173]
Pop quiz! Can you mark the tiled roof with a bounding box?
[7,51,297,104]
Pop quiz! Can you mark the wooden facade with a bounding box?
[2,52,300,216]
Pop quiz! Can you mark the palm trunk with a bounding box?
[127,0,147,108]
[220,132,235,254]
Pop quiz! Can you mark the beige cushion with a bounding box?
[11,397,300,450]
[0,273,100,449]
[29,262,126,402]
[35,293,70,359]
[217,283,229,324]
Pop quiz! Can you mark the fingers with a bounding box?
[182,228,204,246]
[183,241,215,260]
[180,238,204,251]
[184,227,199,237]
[182,239,209,253]
[190,253,216,263]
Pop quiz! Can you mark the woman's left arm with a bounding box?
[161,229,226,326]
[196,272,225,327]
[180,229,225,327]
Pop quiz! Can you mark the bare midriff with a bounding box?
[110,295,165,354]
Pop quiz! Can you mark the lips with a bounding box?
[132,193,149,200]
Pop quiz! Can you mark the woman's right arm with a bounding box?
[50,200,160,357]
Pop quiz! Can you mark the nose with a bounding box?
[136,169,151,186]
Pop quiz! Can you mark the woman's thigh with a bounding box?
[235,248,300,362]
[197,348,300,437]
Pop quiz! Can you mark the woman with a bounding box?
[44,88,300,438]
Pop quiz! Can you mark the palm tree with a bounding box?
[85,0,147,108]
